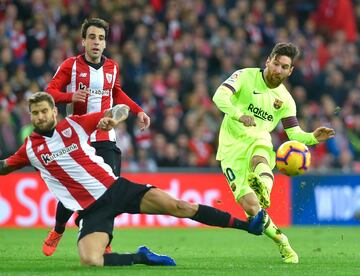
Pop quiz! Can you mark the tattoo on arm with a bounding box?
[111,104,129,121]
[104,108,112,118]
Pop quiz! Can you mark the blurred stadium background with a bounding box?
[0,0,359,252]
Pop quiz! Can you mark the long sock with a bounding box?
[263,211,287,244]
[103,253,135,266]
[54,201,74,234]
[103,252,157,266]
[192,204,249,231]
[254,162,274,191]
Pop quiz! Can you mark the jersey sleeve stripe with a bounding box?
[222,83,236,94]
[281,116,299,129]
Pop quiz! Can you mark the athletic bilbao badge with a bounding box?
[106,73,112,83]
[61,128,72,138]
[273,99,283,109]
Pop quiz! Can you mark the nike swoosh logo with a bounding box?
[253,91,261,95]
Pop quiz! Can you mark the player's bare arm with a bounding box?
[98,104,130,131]
[0,160,16,175]
[313,127,336,142]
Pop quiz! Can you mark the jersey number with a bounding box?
[224,168,236,182]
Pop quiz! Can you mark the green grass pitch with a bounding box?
[1,227,359,275]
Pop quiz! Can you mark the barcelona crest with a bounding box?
[273,99,283,109]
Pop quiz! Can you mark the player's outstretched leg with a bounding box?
[139,187,264,235]
[43,201,73,256]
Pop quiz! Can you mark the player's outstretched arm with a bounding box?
[97,104,130,131]
[0,160,17,175]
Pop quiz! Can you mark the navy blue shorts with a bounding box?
[91,141,121,176]
[76,177,153,242]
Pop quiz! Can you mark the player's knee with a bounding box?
[239,196,261,216]
[80,253,103,266]
[175,200,197,217]
[246,205,261,217]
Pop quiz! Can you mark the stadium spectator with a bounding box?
[348,111,360,166]
[0,108,19,159]
[25,48,52,81]
[311,0,357,42]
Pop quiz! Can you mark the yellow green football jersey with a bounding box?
[214,68,296,160]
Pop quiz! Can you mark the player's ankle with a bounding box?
[54,223,66,234]
[278,234,288,244]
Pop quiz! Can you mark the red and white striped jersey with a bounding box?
[6,112,118,211]
[46,54,143,142]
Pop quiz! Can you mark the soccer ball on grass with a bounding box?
[276,141,311,176]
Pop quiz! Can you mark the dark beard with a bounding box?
[34,120,56,137]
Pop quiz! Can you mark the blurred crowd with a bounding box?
[1,0,360,173]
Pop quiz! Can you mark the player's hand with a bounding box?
[137,112,151,131]
[72,89,89,103]
[97,117,118,131]
[101,104,129,131]
[313,127,335,142]
[239,115,256,127]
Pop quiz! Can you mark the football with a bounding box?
[276,141,311,176]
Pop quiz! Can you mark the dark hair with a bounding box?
[81,18,109,40]
[28,92,55,111]
[269,43,300,64]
